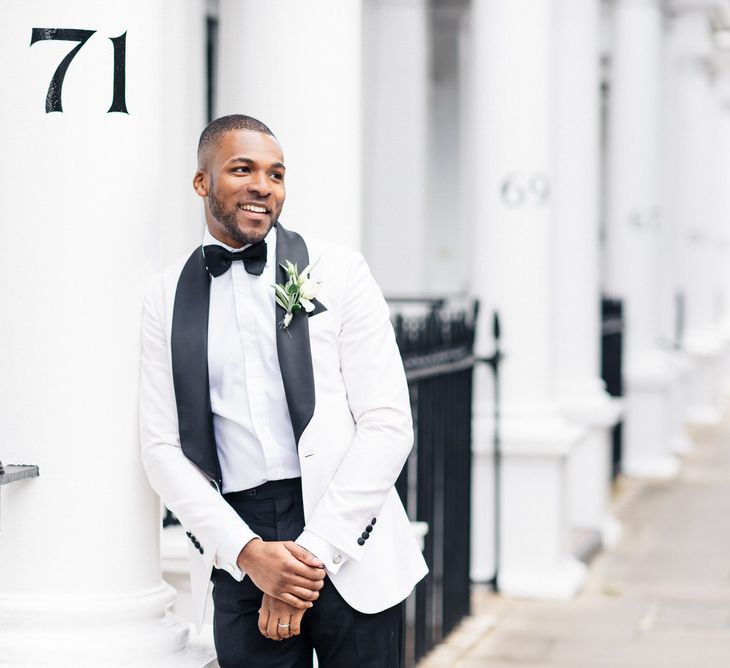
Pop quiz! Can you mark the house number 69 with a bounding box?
[30,28,128,114]
[500,173,550,208]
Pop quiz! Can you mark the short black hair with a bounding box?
[197,114,275,163]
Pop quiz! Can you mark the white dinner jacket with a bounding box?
[139,222,428,630]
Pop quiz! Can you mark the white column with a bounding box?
[665,9,724,425]
[0,2,203,665]
[216,0,362,250]
[605,0,679,478]
[553,0,622,548]
[470,0,587,599]
[160,0,207,265]
[361,0,428,295]
[714,54,730,395]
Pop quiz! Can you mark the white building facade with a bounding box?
[2,0,730,664]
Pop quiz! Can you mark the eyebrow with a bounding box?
[228,156,286,170]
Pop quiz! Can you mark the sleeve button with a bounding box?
[357,537,365,546]
[365,525,373,533]
[371,518,377,525]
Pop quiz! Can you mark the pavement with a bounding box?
[418,421,730,667]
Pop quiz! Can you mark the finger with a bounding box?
[290,610,305,636]
[287,563,327,584]
[267,613,282,641]
[284,541,324,568]
[284,585,322,603]
[274,592,315,610]
[278,615,293,640]
[287,573,326,589]
[258,608,270,637]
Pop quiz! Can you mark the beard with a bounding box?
[208,180,277,246]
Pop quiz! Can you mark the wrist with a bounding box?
[236,537,262,570]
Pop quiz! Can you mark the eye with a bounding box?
[232,166,251,174]
[270,172,284,181]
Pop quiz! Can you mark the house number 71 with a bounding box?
[30,28,128,114]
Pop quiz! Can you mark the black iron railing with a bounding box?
[601,297,624,479]
[390,298,478,666]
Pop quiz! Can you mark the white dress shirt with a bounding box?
[206,226,347,576]
[206,225,299,493]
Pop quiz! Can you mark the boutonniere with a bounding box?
[272,259,322,329]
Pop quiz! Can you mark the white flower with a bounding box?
[272,257,322,329]
[300,277,320,300]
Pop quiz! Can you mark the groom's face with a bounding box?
[195,130,286,247]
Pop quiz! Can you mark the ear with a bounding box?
[193,170,208,197]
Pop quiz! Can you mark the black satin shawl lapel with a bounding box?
[275,223,316,446]
[171,247,221,485]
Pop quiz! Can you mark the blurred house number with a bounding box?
[30,28,128,114]
[500,173,550,208]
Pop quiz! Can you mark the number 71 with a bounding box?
[30,28,128,114]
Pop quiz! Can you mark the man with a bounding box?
[139,114,427,667]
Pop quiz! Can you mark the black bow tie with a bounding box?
[203,241,268,277]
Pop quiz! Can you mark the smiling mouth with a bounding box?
[239,203,269,214]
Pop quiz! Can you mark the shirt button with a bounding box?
[333,554,342,565]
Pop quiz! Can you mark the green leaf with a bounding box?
[291,303,302,312]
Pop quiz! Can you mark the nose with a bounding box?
[248,171,271,197]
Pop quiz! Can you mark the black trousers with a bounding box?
[212,478,404,668]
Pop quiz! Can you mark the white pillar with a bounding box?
[362,0,428,295]
[714,54,730,395]
[553,0,622,548]
[605,0,679,478]
[429,3,472,295]
[0,2,203,665]
[664,8,724,425]
[216,0,362,250]
[470,0,587,599]
[160,0,207,265]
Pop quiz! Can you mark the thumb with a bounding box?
[284,541,324,568]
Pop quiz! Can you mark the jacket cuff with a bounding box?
[214,529,260,581]
[296,530,350,575]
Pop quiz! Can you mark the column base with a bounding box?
[622,453,680,479]
[559,384,622,549]
[671,431,694,455]
[601,514,623,550]
[499,556,587,600]
[685,404,723,428]
[684,329,725,423]
[498,404,587,600]
[0,583,197,666]
[668,350,695,454]
[623,349,680,480]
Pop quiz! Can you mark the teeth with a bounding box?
[240,204,267,213]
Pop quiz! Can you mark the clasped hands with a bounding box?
[237,538,326,641]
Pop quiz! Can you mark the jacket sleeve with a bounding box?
[138,278,257,581]
[296,252,413,563]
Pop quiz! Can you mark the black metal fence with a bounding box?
[390,298,478,666]
[601,297,624,479]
